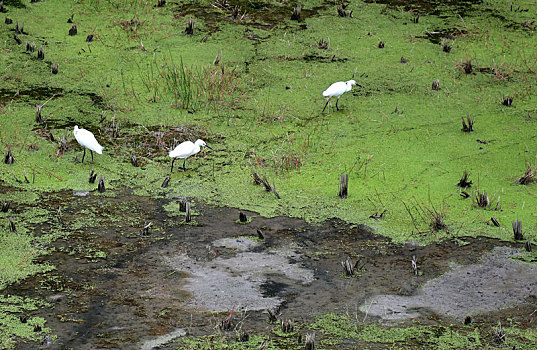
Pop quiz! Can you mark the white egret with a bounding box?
[321,79,359,113]
[169,139,212,172]
[73,125,104,163]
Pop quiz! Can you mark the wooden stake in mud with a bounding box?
[185,201,191,222]
[304,332,315,350]
[464,316,472,325]
[141,222,152,236]
[184,19,194,35]
[411,255,418,275]
[318,38,328,50]
[37,46,44,60]
[69,23,77,36]
[457,170,472,188]
[338,173,349,199]
[213,49,221,66]
[25,41,35,52]
[5,17,12,24]
[13,33,22,45]
[431,79,440,90]
[1,202,10,213]
[89,169,97,183]
[35,94,55,124]
[15,21,24,34]
[22,170,30,184]
[9,217,17,232]
[267,308,278,323]
[4,148,14,164]
[337,6,352,17]
[86,34,94,43]
[157,0,166,7]
[461,115,474,132]
[442,39,451,53]
[502,97,513,107]
[341,256,356,276]
[239,212,247,223]
[512,215,523,241]
[291,6,301,21]
[525,239,532,252]
[97,175,106,193]
[161,176,170,188]
[219,307,234,331]
[178,199,187,212]
[494,322,506,344]
[281,319,294,333]
[51,63,58,74]
[130,154,138,167]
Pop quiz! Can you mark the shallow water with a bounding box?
[5,191,534,349]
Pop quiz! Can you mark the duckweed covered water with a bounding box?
[1,0,536,347]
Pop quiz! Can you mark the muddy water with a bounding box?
[7,191,537,349]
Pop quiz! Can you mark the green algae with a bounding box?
[0,225,54,290]
[0,295,52,349]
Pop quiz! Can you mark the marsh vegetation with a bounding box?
[1,0,536,348]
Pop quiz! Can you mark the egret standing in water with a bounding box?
[73,125,104,163]
[321,79,359,113]
[169,139,212,172]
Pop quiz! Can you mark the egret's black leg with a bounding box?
[82,148,86,163]
[336,98,340,111]
[170,158,176,173]
[182,158,186,171]
[321,98,330,113]
[91,150,94,163]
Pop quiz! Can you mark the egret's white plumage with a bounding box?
[169,139,212,172]
[73,125,104,163]
[322,79,357,113]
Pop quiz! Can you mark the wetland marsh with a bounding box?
[1,0,537,348]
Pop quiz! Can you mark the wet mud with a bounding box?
[175,0,330,32]
[6,191,536,349]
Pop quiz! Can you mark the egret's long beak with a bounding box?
[206,145,214,151]
[355,83,363,88]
